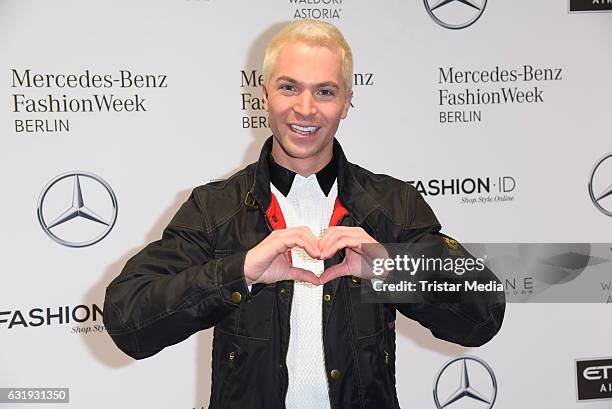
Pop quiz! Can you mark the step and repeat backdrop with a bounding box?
[1,0,611,408]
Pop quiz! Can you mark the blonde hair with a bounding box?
[263,19,353,91]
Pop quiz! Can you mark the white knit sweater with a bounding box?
[271,174,338,409]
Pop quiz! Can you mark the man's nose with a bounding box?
[293,91,317,117]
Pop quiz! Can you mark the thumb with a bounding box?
[287,267,320,286]
[318,262,348,285]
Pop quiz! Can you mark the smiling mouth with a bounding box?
[289,124,320,135]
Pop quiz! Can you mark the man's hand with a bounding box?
[244,226,322,286]
[318,226,389,284]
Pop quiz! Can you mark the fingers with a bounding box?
[318,227,342,257]
[274,227,377,260]
[252,225,384,286]
[287,267,320,286]
[325,237,362,260]
[274,227,321,259]
[319,227,370,258]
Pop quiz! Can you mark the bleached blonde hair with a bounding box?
[263,19,353,91]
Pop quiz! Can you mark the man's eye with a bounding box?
[318,89,334,97]
[280,85,296,92]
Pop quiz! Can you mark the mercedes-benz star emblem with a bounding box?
[424,0,487,30]
[37,171,118,247]
[433,355,497,409]
[589,153,612,217]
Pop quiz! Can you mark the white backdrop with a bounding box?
[1,0,611,408]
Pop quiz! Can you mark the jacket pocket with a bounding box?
[349,286,384,339]
[235,284,275,340]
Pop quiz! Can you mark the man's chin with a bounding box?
[282,146,320,160]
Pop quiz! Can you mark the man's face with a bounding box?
[264,42,352,172]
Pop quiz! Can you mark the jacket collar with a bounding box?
[269,151,337,197]
[248,136,379,225]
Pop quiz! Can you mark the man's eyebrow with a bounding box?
[275,76,340,89]
[275,76,298,84]
[317,81,340,89]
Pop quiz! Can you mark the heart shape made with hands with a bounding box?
[294,226,390,285]
[244,226,390,287]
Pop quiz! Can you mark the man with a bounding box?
[104,19,505,409]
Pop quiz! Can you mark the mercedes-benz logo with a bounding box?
[424,0,487,30]
[588,153,612,217]
[37,171,118,247]
[433,355,497,408]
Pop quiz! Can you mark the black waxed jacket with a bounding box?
[103,137,505,409]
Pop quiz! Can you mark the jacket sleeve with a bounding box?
[391,184,506,347]
[103,190,250,359]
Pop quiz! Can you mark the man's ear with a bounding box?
[262,83,269,111]
[341,89,353,119]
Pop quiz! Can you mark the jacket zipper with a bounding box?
[264,213,292,408]
[220,350,238,409]
[380,344,396,408]
[322,212,348,406]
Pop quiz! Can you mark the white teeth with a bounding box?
[291,125,318,133]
